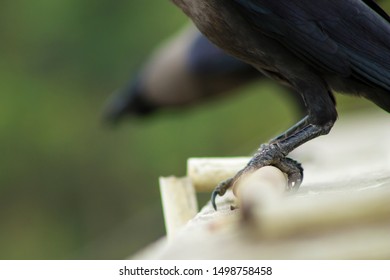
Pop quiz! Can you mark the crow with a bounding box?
[104,24,305,123]
[170,0,390,209]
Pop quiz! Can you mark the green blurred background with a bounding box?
[1,0,388,259]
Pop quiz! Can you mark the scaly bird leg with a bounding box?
[211,120,334,210]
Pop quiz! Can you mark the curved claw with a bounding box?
[287,172,303,190]
[211,190,219,210]
[211,177,234,211]
[276,157,303,190]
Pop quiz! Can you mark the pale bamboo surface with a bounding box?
[159,176,198,239]
[187,157,249,192]
[135,110,390,259]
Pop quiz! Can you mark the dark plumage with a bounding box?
[103,24,305,123]
[170,0,390,208]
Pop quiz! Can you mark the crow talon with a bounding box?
[211,144,304,210]
[276,157,303,190]
[211,177,234,210]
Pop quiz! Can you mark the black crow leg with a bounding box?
[269,116,309,144]
[211,121,333,210]
[211,83,337,210]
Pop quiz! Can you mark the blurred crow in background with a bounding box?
[170,0,390,208]
[104,25,305,123]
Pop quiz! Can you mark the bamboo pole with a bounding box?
[187,157,249,192]
[159,176,198,239]
[232,166,287,219]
